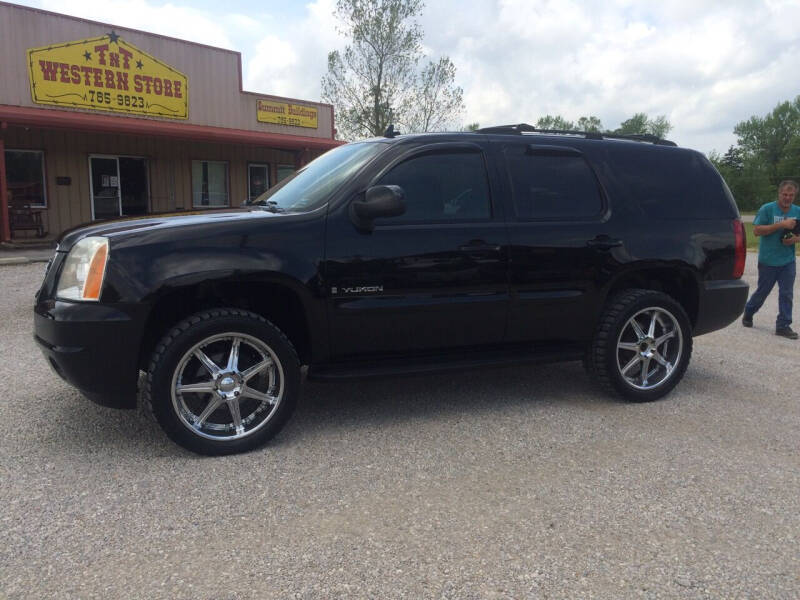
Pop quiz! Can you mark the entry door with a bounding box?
[90,156,148,219]
[248,164,269,203]
[90,157,120,220]
[119,157,148,216]
[325,144,510,359]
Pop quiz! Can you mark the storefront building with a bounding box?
[0,2,341,242]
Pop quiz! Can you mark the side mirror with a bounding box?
[349,185,406,231]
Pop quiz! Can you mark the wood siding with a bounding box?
[2,125,325,237]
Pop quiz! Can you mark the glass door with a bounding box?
[248,163,269,203]
[90,157,120,220]
[90,156,149,219]
[119,157,148,216]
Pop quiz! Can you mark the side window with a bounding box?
[376,151,491,223]
[505,148,603,219]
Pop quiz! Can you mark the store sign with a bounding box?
[257,99,317,129]
[28,32,188,119]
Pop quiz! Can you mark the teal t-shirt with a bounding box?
[753,201,800,266]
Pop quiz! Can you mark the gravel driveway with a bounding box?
[1,256,798,599]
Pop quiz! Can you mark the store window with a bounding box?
[277,164,295,183]
[5,149,47,208]
[191,160,229,207]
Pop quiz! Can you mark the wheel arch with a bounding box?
[602,264,700,329]
[137,275,324,370]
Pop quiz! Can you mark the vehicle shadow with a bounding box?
[41,360,612,456]
[280,360,610,444]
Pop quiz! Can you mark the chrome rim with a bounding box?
[615,306,683,391]
[170,332,284,441]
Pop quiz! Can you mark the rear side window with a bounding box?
[504,147,603,219]
[609,148,734,219]
[376,150,491,222]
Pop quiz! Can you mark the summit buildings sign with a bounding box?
[28,32,189,119]
[257,99,318,129]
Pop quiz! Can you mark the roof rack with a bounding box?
[383,124,401,138]
[474,123,677,146]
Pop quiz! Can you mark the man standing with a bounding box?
[742,180,800,339]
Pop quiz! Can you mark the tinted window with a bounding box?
[608,147,734,219]
[505,148,602,219]
[376,151,491,222]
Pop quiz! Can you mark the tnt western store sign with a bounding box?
[29,33,188,119]
[0,2,339,242]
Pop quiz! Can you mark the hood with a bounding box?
[57,207,282,251]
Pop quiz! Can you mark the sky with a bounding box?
[13,0,800,154]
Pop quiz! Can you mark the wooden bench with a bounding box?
[9,199,46,238]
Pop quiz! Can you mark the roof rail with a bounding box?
[474,123,677,146]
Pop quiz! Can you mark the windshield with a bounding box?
[250,142,386,212]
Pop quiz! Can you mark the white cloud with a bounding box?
[38,0,238,49]
[242,0,344,100]
[245,36,299,98]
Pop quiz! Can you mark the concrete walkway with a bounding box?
[0,244,56,265]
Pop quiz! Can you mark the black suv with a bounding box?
[34,124,749,454]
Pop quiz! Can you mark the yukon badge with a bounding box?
[332,285,384,295]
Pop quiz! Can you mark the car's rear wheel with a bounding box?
[145,309,299,455]
[587,289,692,401]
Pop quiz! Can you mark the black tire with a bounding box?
[587,289,692,402]
[144,308,300,455]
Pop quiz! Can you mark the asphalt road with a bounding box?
[1,256,798,599]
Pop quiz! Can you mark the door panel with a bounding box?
[90,157,120,220]
[248,164,269,203]
[500,142,619,343]
[119,157,148,216]
[325,146,510,359]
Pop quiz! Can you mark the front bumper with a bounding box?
[34,299,146,409]
[693,278,749,336]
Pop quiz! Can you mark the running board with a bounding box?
[307,344,584,381]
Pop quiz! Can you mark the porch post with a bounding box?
[294,147,310,170]
[0,136,10,243]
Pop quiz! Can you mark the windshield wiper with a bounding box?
[257,200,285,213]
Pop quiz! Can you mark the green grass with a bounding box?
[743,221,800,255]
[743,221,758,250]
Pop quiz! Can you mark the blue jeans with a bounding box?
[744,261,796,329]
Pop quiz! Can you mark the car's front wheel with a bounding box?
[145,308,300,455]
[587,289,693,402]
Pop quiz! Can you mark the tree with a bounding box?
[613,113,673,138]
[714,96,800,210]
[647,115,673,139]
[720,145,745,172]
[734,96,800,180]
[710,147,772,211]
[577,116,603,133]
[532,115,603,132]
[404,57,464,134]
[536,115,575,130]
[321,0,464,139]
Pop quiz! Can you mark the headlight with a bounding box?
[56,237,109,301]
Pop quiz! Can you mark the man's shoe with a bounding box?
[742,314,753,327]
[775,327,799,339]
